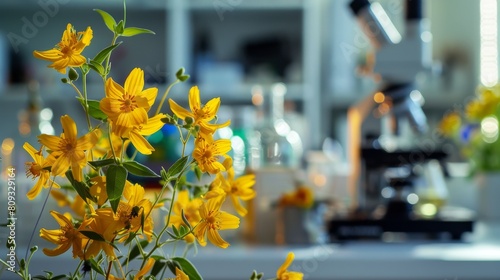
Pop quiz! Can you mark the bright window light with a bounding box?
[480,0,498,86]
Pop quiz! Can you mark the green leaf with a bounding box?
[93,42,122,65]
[123,161,160,177]
[151,260,166,277]
[166,156,188,179]
[94,9,117,32]
[175,67,190,82]
[166,260,180,275]
[121,27,156,37]
[194,165,202,181]
[122,240,149,266]
[80,231,106,242]
[110,199,120,214]
[88,60,105,76]
[175,68,185,78]
[89,259,105,275]
[89,158,116,169]
[178,74,190,82]
[65,170,92,202]
[171,257,202,280]
[180,209,192,230]
[68,68,79,81]
[172,225,179,237]
[178,224,188,236]
[87,100,108,121]
[115,20,125,35]
[106,165,128,212]
[160,167,168,181]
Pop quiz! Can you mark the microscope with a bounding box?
[328,0,473,241]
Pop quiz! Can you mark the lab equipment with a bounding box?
[329,0,473,241]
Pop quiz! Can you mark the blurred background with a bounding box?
[0,0,499,279]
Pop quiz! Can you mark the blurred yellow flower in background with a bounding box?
[168,189,202,229]
[438,111,462,137]
[278,185,314,209]
[439,82,500,172]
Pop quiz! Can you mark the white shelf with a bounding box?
[188,0,304,10]
[0,0,166,10]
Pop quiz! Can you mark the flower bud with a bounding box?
[68,68,79,81]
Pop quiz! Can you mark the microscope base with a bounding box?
[328,219,474,241]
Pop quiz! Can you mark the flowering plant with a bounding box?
[278,185,314,209]
[1,2,304,280]
[438,83,500,173]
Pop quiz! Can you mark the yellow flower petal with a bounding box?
[124,68,145,96]
[169,99,193,120]
[61,115,77,143]
[129,130,155,155]
[50,152,71,177]
[203,97,221,119]
[207,228,230,248]
[42,243,71,257]
[188,86,202,112]
[38,134,62,151]
[134,257,155,280]
[138,114,166,136]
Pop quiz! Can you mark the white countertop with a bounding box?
[189,241,500,280]
[11,240,500,280]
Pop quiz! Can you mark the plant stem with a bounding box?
[108,122,118,161]
[25,179,55,260]
[105,260,113,280]
[155,79,180,116]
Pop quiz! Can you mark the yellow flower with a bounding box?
[169,86,230,136]
[100,68,158,137]
[194,196,239,248]
[276,252,303,280]
[82,210,117,259]
[50,190,87,218]
[438,112,461,137]
[89,176,108,207]
[134,258,155,280]
[91,128,126,160]
[33,23,92,74]
[208,159,256,216]
[128,113,167,155]
[193,134,232,174]
[279,186,314,209]
[168,189,203,229]
[101,182,154,242]
[173,267,189,280]
[23,142,59,200]
[465,85,500,121]
[39,211,87,258]
[38,115,98,182]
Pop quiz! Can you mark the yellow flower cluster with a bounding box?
[438,83,500,172]
[17,3,304,280]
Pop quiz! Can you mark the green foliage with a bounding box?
[106,165,128,212]
[123,161,159,177]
